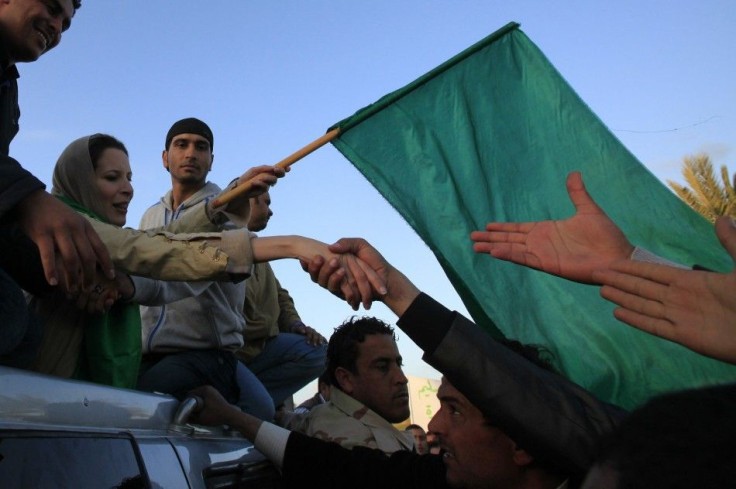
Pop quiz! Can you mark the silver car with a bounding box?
[0,367,280,488]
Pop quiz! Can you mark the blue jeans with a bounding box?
[0,267,42,368]
[236,333,326,417]
[137,349,243,403]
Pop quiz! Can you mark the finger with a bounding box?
[35,234,62,288]
[325,268,346,299]
[318,257,343,289]
[611,306,675,342]
[54,233,84,293]
[601,260,681,287]
[339,278,360,310]
[482,222,534,233]
[352,256,386,303]
[342,255,373,308]
[599,284,666,319]
[304,255,327,284]
[471,230,529,245]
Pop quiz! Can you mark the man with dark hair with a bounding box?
[0,0,116,369]
[188,236,625,488]
[282,316,414,454]
[136,117,279,419]
[405,424,429,455]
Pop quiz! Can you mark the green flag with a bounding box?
[329,22,736,409]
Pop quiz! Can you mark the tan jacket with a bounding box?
[283,387,414,454]
[30,202,254,377]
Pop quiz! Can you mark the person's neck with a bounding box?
[171,181,206,210]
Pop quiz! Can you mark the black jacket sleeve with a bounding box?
[398,293,628,478]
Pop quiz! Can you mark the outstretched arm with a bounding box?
[470,172,634,284]
[301,238,416,314]
[592,216,736,364]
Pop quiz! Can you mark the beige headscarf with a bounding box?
[51,134,109,221]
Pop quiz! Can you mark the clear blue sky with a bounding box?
[11,1,736,401]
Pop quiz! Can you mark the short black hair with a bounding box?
[73,0,82,10]
[325,316,396,388]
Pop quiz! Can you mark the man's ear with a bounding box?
[511,443,534,467]
[162,150,169,171]
[334,367,354,394]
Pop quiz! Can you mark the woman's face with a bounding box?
[94,148,133,226]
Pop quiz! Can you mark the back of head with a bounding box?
[325,316,396,389]
[590,384,736,489]
[52,133,127,220]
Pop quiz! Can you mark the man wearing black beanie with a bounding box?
[135,117,275,420]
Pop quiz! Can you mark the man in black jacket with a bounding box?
[189,238,626,488]
[0,0,113,367]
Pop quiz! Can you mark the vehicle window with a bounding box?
[0,433,146,489]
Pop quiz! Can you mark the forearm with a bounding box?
[381,268,422,317]
[251,235,328,263]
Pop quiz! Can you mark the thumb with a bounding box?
[567,171,604,215]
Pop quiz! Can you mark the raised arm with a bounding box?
[470,172,634,284]
[592,216,736,364]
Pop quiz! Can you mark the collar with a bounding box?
[163,181,222,213]
[329,388,414,450]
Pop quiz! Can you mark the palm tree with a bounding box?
[667,154,736,222]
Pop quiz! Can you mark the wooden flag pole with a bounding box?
[211,127,342,208]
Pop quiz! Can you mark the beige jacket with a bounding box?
[283,387,414,454]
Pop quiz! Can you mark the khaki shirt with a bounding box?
[284,387,414,454]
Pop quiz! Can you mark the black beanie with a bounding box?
[165,117,214,150]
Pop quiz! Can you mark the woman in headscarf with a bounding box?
[28,134,378,388]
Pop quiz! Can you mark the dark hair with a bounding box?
[405,424,425,433]
[325,316,396,388]
[88,133,128,169]
[594,384,736,489]
[73,0,81,11]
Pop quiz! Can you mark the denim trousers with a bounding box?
[236,333,327,420]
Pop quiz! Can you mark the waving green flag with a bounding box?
[329,22,736,409]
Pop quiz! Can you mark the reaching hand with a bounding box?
[14,190,114,293]
[301,238,419,316]
[187,385,242,427]
[592,216,736,364]
[218,165,286,218]
[235,165,286,197]
[470,172,634,284]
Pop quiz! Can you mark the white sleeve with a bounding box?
[253,422,291,471]
[630,246,689,269]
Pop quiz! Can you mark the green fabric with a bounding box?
[330,22,736,409]
[57,196,142,389]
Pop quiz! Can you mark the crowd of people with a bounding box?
[2,1,735,488]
